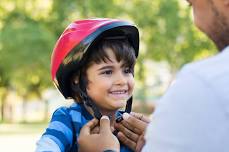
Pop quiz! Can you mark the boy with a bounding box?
[36,18,139,152]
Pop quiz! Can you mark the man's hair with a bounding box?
[70,38,136,102]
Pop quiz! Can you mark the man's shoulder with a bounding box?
[177,49,229,102]
[180,50,229,81]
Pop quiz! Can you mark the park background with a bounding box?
[0,0,216,151]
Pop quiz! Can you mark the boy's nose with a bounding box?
[114,73,127,85]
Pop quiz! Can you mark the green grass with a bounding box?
[0,123,48,135]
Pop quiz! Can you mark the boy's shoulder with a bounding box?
[52,102,93,124]
[52,103,82,115]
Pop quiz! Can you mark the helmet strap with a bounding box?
[79,90,102,120]
[125,96,132,113]
[78,74,103,120]
[115,96,132,123]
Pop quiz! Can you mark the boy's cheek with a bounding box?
[129,79,135,92]
[128,75,135,84]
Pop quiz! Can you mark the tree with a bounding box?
[0,9,55,121]
[126,0,216,71]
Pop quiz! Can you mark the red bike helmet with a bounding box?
[51,18,139,99]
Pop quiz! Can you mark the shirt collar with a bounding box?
[222,45,229,52]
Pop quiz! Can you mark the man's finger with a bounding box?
[115,123,138,142]
[117,131,136,151]
[100,115,111,134]
[80,118,98,135]
[120,120,142,135]
[123,113,148,132]
[130,112,151,123]
[136,134,146,152]
[91,126,100,134]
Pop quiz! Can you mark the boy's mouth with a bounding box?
[109,90,129,100]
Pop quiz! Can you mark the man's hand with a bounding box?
[78,116,120,152]
[114,112,150,152]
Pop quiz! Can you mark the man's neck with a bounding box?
[218,45,229,53]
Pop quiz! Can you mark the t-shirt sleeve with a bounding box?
[35,107,74,152]
[142,67,227,152]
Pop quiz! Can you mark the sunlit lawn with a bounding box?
[0,123,48,135]
[0,123,48,152]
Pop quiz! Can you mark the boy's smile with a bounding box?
[109,89,129,101]
[85,48,134,113]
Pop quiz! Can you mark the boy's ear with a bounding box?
[73,75,80,85]
[74,79,79,85]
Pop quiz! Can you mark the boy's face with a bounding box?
[85,48,135,112]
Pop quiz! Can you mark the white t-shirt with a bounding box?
[143,46,229,152]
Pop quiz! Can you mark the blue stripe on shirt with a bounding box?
[51,115,72,129]
[44,128,70,150]
[69,110,82,123]
[72,121,83,137]
[48,121,73,145]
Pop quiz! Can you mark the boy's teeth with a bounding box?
[111,91,126,94]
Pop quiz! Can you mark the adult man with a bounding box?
[78,0,229,151]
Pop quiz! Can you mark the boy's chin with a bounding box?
[112,100,127,109]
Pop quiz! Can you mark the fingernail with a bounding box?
[101,115,109,120]
[117,132,122,137]
[123,113,130,120]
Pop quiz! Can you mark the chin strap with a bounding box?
[113,96,132,136]
[125,96,132,113]
[115,97,132,123]
[80,90,103,120]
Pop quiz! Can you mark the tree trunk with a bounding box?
[21,95,27,123]
[43,99,49,122]
[0,90,8,123]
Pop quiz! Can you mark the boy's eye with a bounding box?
[101,70,112,75]
[123,67,132,74]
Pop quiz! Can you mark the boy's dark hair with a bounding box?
[70,38,136,102]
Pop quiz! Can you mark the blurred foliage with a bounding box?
[0,0,216,102]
